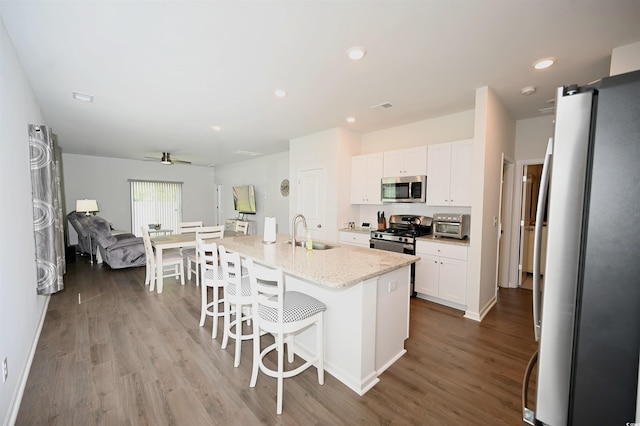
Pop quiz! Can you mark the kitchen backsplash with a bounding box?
[350,204,471,229]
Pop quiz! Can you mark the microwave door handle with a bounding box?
[532,137,553,342]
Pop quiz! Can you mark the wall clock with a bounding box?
[280,179,290,197]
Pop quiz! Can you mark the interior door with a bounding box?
[298,168,326,240]
[496,155,514,288]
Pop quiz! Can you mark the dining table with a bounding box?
[150,230,248,293]
[150,233,197,293]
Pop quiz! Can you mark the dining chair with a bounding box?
[141,227,185,292]
[246,258,326,415]
[234,220,249,235]
[185,225,224,286]
[176,221,203,259]
[197,235,225,338]
[219,245,253,368]
[177,221,203,234]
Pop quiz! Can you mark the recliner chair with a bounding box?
[67,212,146,269]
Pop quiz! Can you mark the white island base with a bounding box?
[280,265,410,395]
[215,234,415,395]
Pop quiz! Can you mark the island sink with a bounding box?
[285,240,338,250]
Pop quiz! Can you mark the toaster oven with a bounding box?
[433,213,470,239]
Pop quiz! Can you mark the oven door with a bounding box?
[433,221,462,238]
[369,238,414,254]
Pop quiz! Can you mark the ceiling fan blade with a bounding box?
[142,152,191,164]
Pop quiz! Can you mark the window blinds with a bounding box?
[129,180,182,236]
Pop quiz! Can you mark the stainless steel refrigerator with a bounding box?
[522,69,640,425]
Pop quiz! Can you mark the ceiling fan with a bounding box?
[144,152,192,165]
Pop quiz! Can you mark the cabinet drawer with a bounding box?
[339,231,371,247]
[416,240,468,260]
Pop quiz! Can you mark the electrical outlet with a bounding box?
[388,280,398,293]
[2,357,7,383]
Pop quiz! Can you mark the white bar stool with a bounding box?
[219,245,254,368]
[246,258,326,415]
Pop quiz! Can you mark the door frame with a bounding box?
[509,159,544,289]
[496,154,514,288]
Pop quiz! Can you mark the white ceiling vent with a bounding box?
[233,150,261,156]
[370,102,393,109]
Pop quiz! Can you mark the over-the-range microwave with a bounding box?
[381,175,426,203]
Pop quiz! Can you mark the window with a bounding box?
[129,180,182,236]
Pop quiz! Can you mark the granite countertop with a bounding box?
[217,234,418,289]
[339,227,374,234]
[416,235,471,246]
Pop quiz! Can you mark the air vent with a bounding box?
[233,150,261,156]
[370,102,393,109]
[538,106,555,114]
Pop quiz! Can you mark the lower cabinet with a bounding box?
[339,230,371,248]
[415,240,468,308]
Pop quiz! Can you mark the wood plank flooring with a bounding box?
[16,256,538,425]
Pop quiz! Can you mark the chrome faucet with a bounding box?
[291,213,308,248]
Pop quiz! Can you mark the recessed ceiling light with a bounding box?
[521,86,537,95]
[72,91,94,102]
[347,46,367,60]
[533,58,555,70]
[274,89,287,98]
[346,116,356,123]
[211,126,222,131]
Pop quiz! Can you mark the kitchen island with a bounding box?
[216,233,418,395]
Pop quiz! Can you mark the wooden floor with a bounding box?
[17,255,538,425]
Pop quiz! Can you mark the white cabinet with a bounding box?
[383,146,427,177]
[339,230,371,248]
[351,153,383,204]
[415,240,468,307]
[426,139,473,207]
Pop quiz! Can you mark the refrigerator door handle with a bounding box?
[532,137,553,342]
[522,350,539,425]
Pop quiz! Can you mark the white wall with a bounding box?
[0,17,49,425]
[610,40,640,76]
[515,115,553,161]
[62,154,217,243]
[214,151,289,236]
[467,86,516,321]
[361,109,475,153]
[289,128,360,242]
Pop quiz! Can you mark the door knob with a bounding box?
[317,224,322,228]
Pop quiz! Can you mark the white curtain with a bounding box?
[29,124,65,294]
[129,180,182,236]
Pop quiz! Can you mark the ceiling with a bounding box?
[2,1,640,167]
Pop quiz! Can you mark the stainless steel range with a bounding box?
[370,214,432,296]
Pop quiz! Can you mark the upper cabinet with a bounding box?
[427,139,473,207]
[383,146,427,177]
[351,153,383,204]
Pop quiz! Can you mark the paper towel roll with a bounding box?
[263,216,276,243]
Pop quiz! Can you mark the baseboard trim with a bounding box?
[465,295,497,322]
[5,295,50,426]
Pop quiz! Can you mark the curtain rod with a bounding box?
[127,179,184,185]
